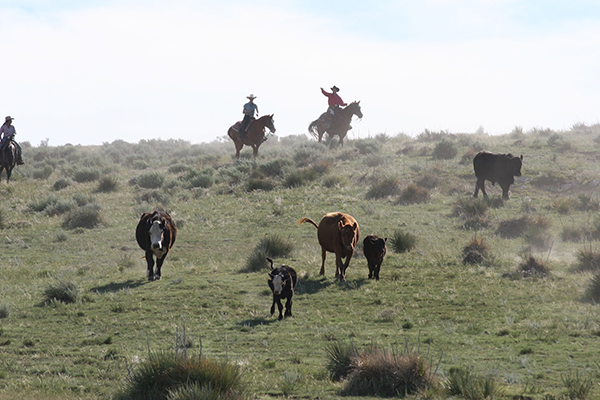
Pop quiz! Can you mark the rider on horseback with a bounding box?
[320,86,347,129]
[239,94,259,140]
[0,116,24,165]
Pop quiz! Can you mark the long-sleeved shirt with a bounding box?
[321,88,347,107]
[0,123,15,140]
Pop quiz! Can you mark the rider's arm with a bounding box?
[321,88,330,97]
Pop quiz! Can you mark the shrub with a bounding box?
[258,158,293,178]
[167,164,190,174]
[366,177,401,200]
[44,199,77,216]
[52,178,72,191]
[561,369,594,400]
[446,367,504,400]
[432,139,458,160]
[323,175,346,188]
[73,192,96,206]
[354,139,382,155]
[551,197,572,215]
[117,350,245,400]
[577,194,600,212]
[398,184,430,204]
[462,237,489,265]
[72,167,101,183]
[244,235,294,272]
[390,230,416,253]
[518,256,550,278]
[453,198,487,219]
[62,204,102,229]
[0,303,9,319]
[341,347,437,397]
[585,272,600,303]
[32,165,53,180]
[246,178,275,192]
[136,190,171,206]
[496,215,549,239]
[130,171,165,189]
[284,168,319,188]
[326,341,357,381]
[415,172,442,189]
[28,195,61,212]
[96,175,119,193]
[42,278,79,304]
[576,249,600,271]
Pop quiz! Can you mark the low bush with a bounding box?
[454,197,488,219]
[29,195,61,212]
[326,341,357,381]
[244,235,295,272]
[246,178,275,192]
[73,192,96,206]
[323,175,346,188]
[130,171,165,189]
[44,199,77,216]
[117,350,245,400]
[0,303,9,319]
[504,256,551,280]
[32,164,53,180]
[96,175,119,193]
[62,204,102,229]
[42,278,79,304]
[136,190,171,206]
[462,237,489,265]
[446,367,504,400]
[432,139,458,160]
[390,230,416,253]
[52,177,73,191]
[354,139,383,155]
[284,168,319,188]
[72,167,101,183]
[366,176,401,199]
[585,272,600,303]
[575,249,600,271]
[398,183,430,204]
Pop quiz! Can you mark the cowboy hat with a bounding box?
[246,94,257,100]
[5,116,14,122]
[331,86,339,92]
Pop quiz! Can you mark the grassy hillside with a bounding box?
[1,125,600,399]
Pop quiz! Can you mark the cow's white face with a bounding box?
[149,220,164,251]
[272,274,285,295]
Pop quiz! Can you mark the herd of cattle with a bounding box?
[135,151,524,320]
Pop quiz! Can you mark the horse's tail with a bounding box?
[297,217,319,229]
[308,120,319,140]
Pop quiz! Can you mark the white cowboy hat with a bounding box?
[246,94,257,100]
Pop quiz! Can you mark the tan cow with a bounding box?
[297,212,360,281]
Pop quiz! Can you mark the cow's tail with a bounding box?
[296,217,319,229]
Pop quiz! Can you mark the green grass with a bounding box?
[2,127,600,399]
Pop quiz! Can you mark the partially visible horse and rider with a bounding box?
[227,94,276,159]
[0,116,24,183]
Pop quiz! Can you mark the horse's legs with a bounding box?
[235,141,243,159]
[252,145,259,158]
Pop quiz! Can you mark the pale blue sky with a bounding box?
[1,0,599,145]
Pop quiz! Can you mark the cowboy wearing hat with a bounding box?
[320,86,347,128]
[0,116,24,165]
[239,94,259,139]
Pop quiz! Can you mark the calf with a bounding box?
[473,151,523,200]
[363,234,387,281]
[266,257,298,321]
[135,211,177,281]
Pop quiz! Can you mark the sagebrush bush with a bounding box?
[117,350,245,400]
[72,167,101,183]
[354,139,383,155]
[52,177,72,191]
[341,347,437,397]
[44,199,77,216]
[42,279,79,304]
[258,158,293,178]
[326,341,357,381]
[130,171,165,189]
[366,177,401,199]
[446,367,504,400]
[167,163,191,174]
[284,168,319,188]
[244,235,294,272]
[32,164,53,180]
[96,175,119,193]
[390,230,416,253]
[323,175,346,188]
[398,183,430,204]
[73,192,96,206]
[432,139,458,160]
[28,195,61,213]
[136,190,171,206]
[576,249,600,272]
[246,178,275,192]
[454,198,488,219]
[62,204,102,229]
[462,237,489,265]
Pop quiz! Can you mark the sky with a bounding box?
[1,0,599,146]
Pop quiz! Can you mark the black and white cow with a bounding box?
[266,257,298,321]
[136,211,177,281]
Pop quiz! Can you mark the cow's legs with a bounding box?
[374,262,381,281]
[145,252,156,281]
[154,256,166,280]
[335,254,345,281]
[275,297,284,320]
[474,178,487,198]
[284,295,293,318]
[500,184,510,200]
[339,251,353,282]
[320,248,327,276]
[368,262,374,279]
[270,297,276,316]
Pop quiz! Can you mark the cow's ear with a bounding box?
[384,237,388,242]
[520,154,523,160]
[267,273,274,280]
[353,222,357,229]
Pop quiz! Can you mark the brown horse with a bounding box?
[308,101,363,146]
[0,142,18,183]
[227,114,276,158]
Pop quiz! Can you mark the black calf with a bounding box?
[266,258,298,321]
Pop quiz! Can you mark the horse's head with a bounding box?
[350,101,363,119]
[263,114,276,134]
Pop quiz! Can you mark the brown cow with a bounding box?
[136,211,177,281]
[363,234,387,281]
[297,212,360,281]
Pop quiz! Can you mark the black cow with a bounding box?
[135,211,177,281]
[363,234,387,281]
[473,151,523,200]
[266,258,298,321]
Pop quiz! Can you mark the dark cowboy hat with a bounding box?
[331,86,340,92]
[5,116,14,122]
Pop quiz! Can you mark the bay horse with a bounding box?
[227,114,276,158]
[308,101,362,146]
[0,142,18,183]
